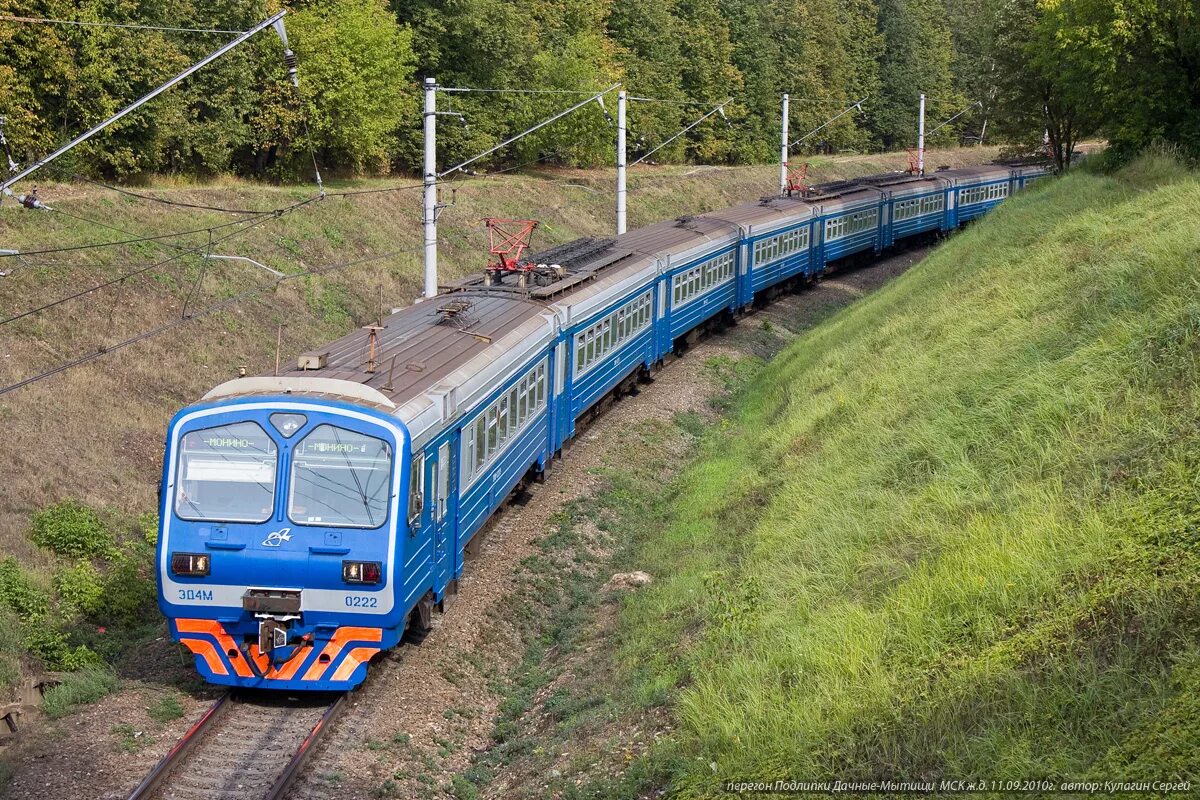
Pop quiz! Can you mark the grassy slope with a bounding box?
[0,147,998,561]
[614,155,1200,793]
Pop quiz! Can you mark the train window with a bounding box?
[408,451,424,526]
[461,357,551,491]
[474,420,486,471]
[176,421,277,523]
[287,424,392,529]
[465,429,477,478]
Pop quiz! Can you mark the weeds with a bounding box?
[43,667,119,719]
[29,501,114,559]
[148,694,184,724]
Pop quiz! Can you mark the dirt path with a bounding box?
[0,247,926,800]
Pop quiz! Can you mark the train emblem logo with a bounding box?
[261,528,293,547]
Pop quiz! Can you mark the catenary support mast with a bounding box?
[423,77,438,299]
[779,93,790,195]
[616,90,627,236]
[917,93,926,176]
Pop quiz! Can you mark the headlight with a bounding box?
[342,560,382,584]
[171,552,210,576]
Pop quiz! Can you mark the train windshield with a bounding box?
[288,424,392,528]
[175,421,278,523]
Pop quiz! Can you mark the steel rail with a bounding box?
[126,693,232,800]
[264,693,349,800]
[125,691,347,800]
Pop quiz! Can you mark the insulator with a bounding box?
[284,50,300,88]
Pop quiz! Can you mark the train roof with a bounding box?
[203,158,1049,448]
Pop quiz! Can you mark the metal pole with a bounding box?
[779,93,789,195]
[616,90,627,236]
[917,93,926,176]
[0,10,287,195]
[423,77,438,299]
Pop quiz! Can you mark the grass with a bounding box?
[148,693,184,724]
[597,152,1200,794]
[41,666,119,719]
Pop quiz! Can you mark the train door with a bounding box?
[426,439,456,595]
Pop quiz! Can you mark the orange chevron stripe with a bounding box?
[175,619,252,678]
[331,646,380,682]
[302,627,383,682]
[178,637,227,676]
[243,643,316,680]
[178,620,382,683]
[271,645,314,680]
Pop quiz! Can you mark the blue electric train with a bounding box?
[157,161,1050,691]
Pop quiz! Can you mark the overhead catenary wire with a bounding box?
[0,207,290,259]
[437,83,620,179]
[789,96,869,148]
[0,247,417,398]
[927,100,984,137]
[0,14,241,34]
[438,86,609,96]
[74,177,280,215]
[0,11,287,197]
[626,95,731,106]
[0,197,319,326]
[631,99,732,166]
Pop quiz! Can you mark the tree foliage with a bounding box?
[0,0,1196,180]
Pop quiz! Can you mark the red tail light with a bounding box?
[171,552,210,576]
[342,560,382,584]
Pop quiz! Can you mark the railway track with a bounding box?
[126,691,346,800]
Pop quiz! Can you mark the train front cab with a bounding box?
[158,391,422,691]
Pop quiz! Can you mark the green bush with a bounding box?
[97,551,157,626]
[0,609,23,691]
[137,512,160,548]
[0,557,49,618]
[42,666,119,719]
[54,561,105,618]
[29,501,113,558]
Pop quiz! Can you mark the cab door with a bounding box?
[426,438,457,595]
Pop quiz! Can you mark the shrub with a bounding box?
[54,561,105,618]
[97,552,157,626]
[0,609,23,692]
[0,557,49,618]
[29,501,113,558]
[137,512,160,548]
[42,666,119,719]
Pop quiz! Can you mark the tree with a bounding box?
[872,0,961,150]
[254,0,416,177]
[1064,0,1200,162]
[991,0,1104,171]
[944,0,1001,145]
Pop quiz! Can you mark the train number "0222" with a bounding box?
[344,596,378,608]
